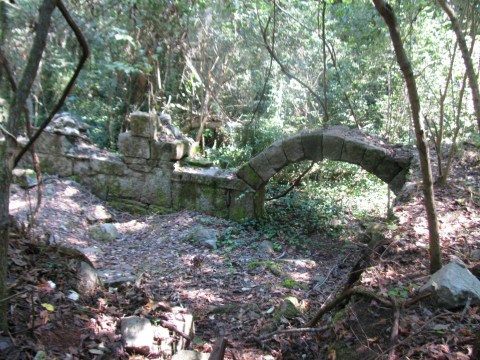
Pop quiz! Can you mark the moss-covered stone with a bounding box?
[107,198,149,215]
[236,164,264,190]
[183,157,214,168]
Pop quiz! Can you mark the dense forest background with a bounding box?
[2,0,478,157]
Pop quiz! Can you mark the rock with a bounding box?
[121,316,154,355]
[88,223,118,242]
[257,240,275,258]
[86,205,113,224]
[98,266,136,287]
[76,261,99,294]
[0,337,15,358]
[420,261,480,308]
[12,168,37,189]
[470,249,480,261]
[187,227,219,249]
[172,350,209,360]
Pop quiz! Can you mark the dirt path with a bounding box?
[10,178,364,358]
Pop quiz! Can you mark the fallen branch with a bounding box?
[159,320,192,342]
[259,326,329,341]
[266,161,315,201]
[209,336,227,360]
[388,296,400,360]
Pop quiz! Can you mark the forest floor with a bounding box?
[3,143,480,359]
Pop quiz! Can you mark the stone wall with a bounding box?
[16,113,412,220]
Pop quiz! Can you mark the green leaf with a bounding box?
[41,303,55,312]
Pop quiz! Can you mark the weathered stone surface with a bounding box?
[257,240,275,258]
[12,168,37,188]
[341,138,368,165]
[236,164,264,190]
[35,132,75,154]
[76,261,98,294]
[302,129,324,161]
[90,155,126,176]
[420,261,480,308]
[88,223,118,242]
[172,181,229,218]
[388,168,409,195]
[323,127,346,161]
[282,134,305,162]
[228,188,258,221]
[73,158,91,176]
[373,156,403,183]
[263,141,289,171]
[249,152,276,182]
[98,265,137,286]
[172,350,209,360]
[118,132,150,159]
[86,205,113,224]
[187,227,219,249]
[360,145,386,172]
[121,316,154,355]
[129,111,157,138]
[151,140,190,161]
[40,155,73,177]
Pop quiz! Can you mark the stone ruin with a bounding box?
[15,112,413,220]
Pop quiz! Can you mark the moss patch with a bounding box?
[247,261,283,277]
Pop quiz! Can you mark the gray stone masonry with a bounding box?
[16,116,412,220]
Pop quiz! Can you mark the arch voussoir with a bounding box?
[322,127,347,161]
[302,129,324,161]
[281,134,305,162]
[249,152,277,182]
[236,163,265,190]
[263,141,289,171]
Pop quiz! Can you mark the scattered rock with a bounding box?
[121,316,155,355]
[98,266,136,287]
[257,240,275,258]
[75,261,99,294]
[187,227,218,249]
[12,168,38,189]
[470,249,480,261]
[88,223,118,242]
[172,350,209,360]
[0,337,15,358]
[86,205,113,224]
[420,261,480,308]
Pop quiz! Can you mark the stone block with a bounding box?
[73,158,91,176]
[121,316,154,355]
[302,129,324,161]
[39,154,73,177]
[35,132,75,154]
[341,138,368,165]
[118,132,150,159]
[90,155,126,176]
[249,152,276,182]
[389,168,409,195]
[129,111,157,138]
[282,134,305,162]
[323,129,345,161]
[373,155,403,183]
[171,180,229,218]
[360,145,386,172]
[236,164,265,190]
[151,140,190,161]
[263,141,289,171]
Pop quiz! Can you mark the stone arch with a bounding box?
[236,126,412,195]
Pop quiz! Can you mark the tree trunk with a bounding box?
[372,0,442,273]
[0,0,57,333]
[437,0,480,134]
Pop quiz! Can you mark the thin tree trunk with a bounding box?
[0,0,58,333]
[437,0,480,134]
[372,0,442,273]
